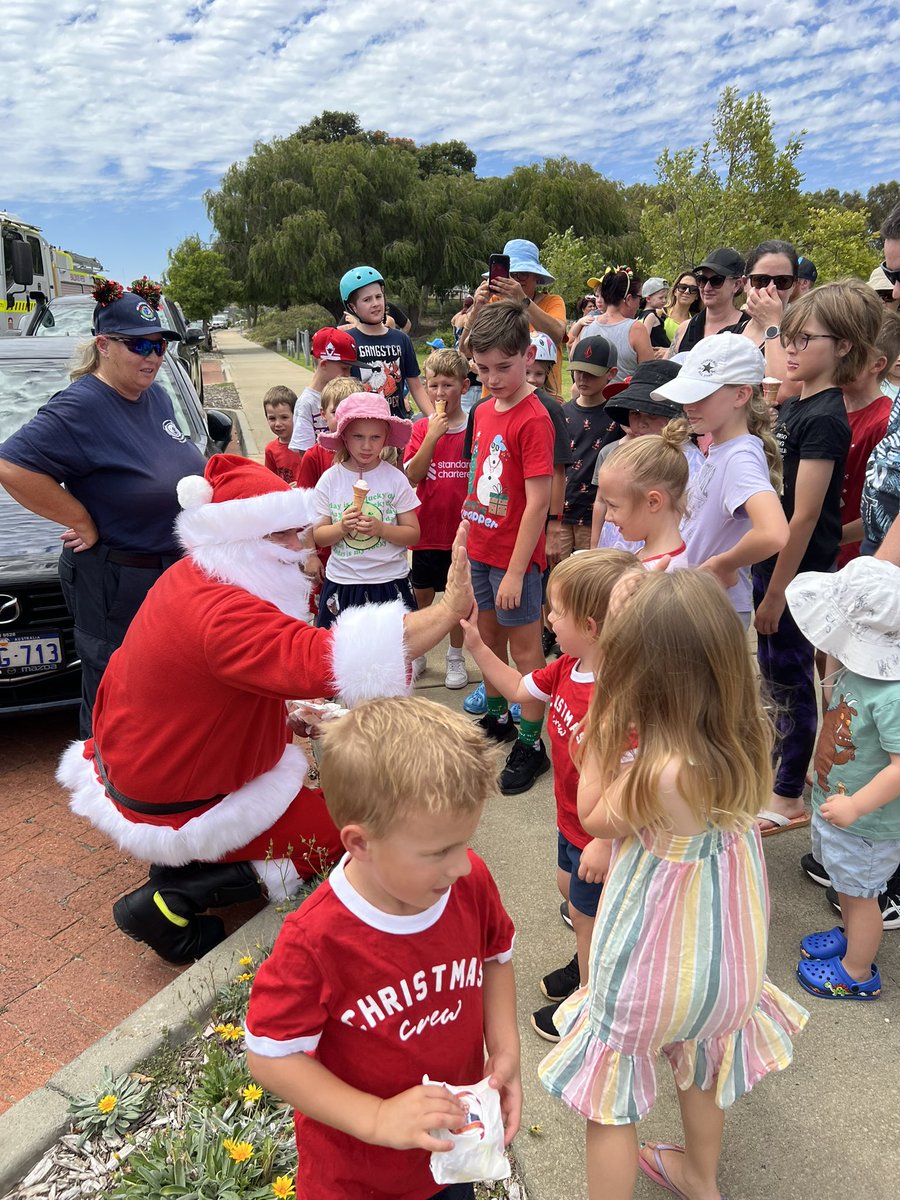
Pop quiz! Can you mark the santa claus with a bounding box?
[57,454,474,963]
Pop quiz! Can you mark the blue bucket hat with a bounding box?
[92,290,182,340]
[503,239,554,285]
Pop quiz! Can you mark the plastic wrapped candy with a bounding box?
[426,1075,510,1186]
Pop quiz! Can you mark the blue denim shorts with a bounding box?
[470,559,543,627]
[557,830,603,918]
[811,809,900,899]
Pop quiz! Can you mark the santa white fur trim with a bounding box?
[57,742,306,866]
[177,474,214,509]
[177,488,318,549]
[329,600,411,705]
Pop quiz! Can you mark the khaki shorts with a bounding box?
[557,523,594,558]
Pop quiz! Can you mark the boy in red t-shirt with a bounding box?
[460,551,640,1043]
[461,301,555,796]
[246,697,521,1200]
[837,311,900,566]
[263,386,303,486]
[404,347,472,690]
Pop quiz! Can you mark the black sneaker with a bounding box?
[531,1001,562,1043]
[560,900,574,930]
[540,953,581,1001]
[476,713,517,745]
[541,627,558,658]
[826,885,900,930]
[801,853,831,888]
[498,738,551,795]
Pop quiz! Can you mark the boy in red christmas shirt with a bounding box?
[461,550,640,1042]
[246,697,521,1200]
[263,386,303,485]
[461,300,555,796]
[404,347,472,689]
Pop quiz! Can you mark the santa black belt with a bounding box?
[93,748,225,815]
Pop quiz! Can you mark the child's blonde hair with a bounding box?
[263,385,297,412]
[581,570,773,833]
[744,388,783,493]
[780,280,882,387]
[424,347,468,382]
[320,376,357,413]
[599,420,692,515]
[547,549,640,631]
[318,697,496,837]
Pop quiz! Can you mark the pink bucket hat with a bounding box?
[317,392,413,451]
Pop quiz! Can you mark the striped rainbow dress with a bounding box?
[539,823,808,1124]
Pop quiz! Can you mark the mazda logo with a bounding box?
[0,595,21,625]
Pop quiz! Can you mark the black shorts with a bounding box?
[410,549,452,592]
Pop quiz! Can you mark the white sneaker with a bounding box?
[444,655,469,690]
[412,655,427,680]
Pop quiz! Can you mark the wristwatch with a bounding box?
[764,325,780,341]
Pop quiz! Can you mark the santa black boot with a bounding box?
[113,862,262,964]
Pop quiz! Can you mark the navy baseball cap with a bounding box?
[797,256,818,282]
[92,291,182,340]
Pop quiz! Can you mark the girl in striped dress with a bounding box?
[539,570,808,1200]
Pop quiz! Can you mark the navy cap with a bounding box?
[797,256,818,282]
[92,291,182,340]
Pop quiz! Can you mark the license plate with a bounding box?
[0,632,64,676]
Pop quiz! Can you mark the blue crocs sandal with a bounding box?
[796,955,881,1000]
[800,927,847,960]
[463,683,486,714]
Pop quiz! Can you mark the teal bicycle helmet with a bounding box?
[340,265,384,303]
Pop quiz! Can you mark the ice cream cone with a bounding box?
[351,478,369,511]
[434,399,447,417]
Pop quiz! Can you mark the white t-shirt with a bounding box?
[314,460,420,585]
[289,386,325,453]
[681,433,775,613]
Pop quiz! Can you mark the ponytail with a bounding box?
[745,387,783,494]
[602,419,691,515]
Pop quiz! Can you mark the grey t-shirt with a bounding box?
[681,434,775,613]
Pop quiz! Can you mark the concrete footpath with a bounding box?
[1,332,897,1196]
[214,328,313,460]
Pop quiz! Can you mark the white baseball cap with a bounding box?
[651,333,766,405]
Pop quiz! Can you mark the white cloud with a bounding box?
[2,0,898,211]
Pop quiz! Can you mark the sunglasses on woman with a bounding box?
[105,336,168,358]
[748,273,796,291]
[694,274,728,289]
[881,261,900,286]
[675,283,699,295]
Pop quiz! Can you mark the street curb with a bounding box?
[0,905,284,1197]
[234,407,260,460]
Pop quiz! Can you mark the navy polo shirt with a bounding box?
[0,374,205,554]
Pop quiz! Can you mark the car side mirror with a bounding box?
[10,240,33,286]
[207,409,233,452]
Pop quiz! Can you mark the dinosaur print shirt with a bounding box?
[811,668,900,841]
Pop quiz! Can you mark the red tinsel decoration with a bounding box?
[130,276,162,309]
[92,277,124,306]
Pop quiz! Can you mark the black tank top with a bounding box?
[679,309,750,353]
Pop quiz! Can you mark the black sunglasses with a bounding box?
[105,336,168,357]
[881,261,900,286]
[748,273,796,291]
[694,273,728,289]
[675,283,699,295]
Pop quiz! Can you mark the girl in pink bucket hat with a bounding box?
[313,393,421,628]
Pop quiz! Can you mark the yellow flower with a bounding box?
[214,1022,245,1041]
[223,1137,254,1163]
[236,972,253,983]
[97,1094,117,1114]
[242,1083,264,1104]
[239,955,254,967]
[272,1177,295,1199]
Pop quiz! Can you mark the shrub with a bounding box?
[248,305,335,349]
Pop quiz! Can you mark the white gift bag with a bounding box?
[426,1075,510,1186]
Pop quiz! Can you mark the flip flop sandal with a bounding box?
[796,955,881,1000]
[638,1143,727,1200]
[800,927,847,959]
[757,809,811,838]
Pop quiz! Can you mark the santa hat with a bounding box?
[176,454,317,548]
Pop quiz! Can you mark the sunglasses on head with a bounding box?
[675,283,699,295]
[694,273,729,289]
[881,261,900,286]
[105,336,168,357]
[748,273,796,291]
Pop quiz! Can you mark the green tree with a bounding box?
[640,87,806,275]
[295,110,363,143]
[866,181,900,233]
[799,208,880,282]
[540,228,593,311]
[163,235,234,322]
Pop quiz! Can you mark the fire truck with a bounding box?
[1,211,103,332]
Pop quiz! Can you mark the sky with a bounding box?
[3,0,899,286]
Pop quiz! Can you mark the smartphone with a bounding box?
[488,254,510,292]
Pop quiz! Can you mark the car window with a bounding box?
[157,357,205,445]
[0,359,72,440]
[32,303,94,338]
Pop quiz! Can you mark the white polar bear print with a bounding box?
[476,435,506,507]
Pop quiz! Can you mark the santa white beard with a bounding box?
[190,537,314,620]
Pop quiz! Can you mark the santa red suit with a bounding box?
[56,454,411,962]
